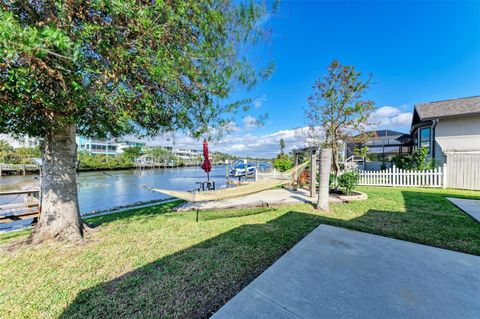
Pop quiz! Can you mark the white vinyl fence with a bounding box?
[354,164,447,188]
[445,153,480,191]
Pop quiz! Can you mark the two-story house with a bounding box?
[410,96,480,190]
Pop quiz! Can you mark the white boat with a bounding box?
[229,162,256,177]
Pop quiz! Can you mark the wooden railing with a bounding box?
[0,163,40,175]
[0,189,40,223]
[135,161,202,169]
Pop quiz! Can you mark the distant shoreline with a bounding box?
[0,164,224,176]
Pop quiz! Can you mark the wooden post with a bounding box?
[293,153,299,188]
[392,165,396,187]
[442,162,447,189]
[310,148,317,198]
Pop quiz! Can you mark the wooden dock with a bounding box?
[0,163,40,175]
[0,189,40,224]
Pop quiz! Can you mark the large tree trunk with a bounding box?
[28,123,85,244]
[316,147,332,211]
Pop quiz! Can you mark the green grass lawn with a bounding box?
[1,187,479,319]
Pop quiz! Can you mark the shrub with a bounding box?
[273,154,293,172]
[391,147,436,170]
[337,171,359,195]
[0,143,40,164]
[329,173,336,189]
[78,152,135,170]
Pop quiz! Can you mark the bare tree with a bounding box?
[304,60,376,211]
[306,60,376,180]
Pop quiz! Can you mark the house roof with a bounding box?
[415,96,480,120]
[370,129,407,138]
[354,130,407,139]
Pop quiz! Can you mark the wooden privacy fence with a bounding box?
[353,164,447,188]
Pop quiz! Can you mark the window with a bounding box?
[419,127,431,152]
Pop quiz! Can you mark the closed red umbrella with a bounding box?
[201,139,212,181]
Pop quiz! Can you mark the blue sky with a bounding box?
[153,1,480,157]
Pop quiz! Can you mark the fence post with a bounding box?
[392,165,396,187]
[442,163,447,189]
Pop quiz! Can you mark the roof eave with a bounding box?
[420,111,480,121]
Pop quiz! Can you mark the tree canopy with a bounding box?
[306,59,376,175]
[0,0,275,139]
[0,1,277,244]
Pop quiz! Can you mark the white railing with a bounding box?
[355,164,447,188]
[343,155,365,170]
[0,163,39,171]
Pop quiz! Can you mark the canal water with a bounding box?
[0,165,230,232]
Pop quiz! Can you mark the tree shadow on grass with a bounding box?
[60,211,327,319]
[85,201,183,227]
[200,207,276,221]
[60,189,480,319]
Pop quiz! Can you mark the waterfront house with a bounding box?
[76,136,118,155]
[0,134,40,148]
[76,136,146,156]
[115,140,147,154]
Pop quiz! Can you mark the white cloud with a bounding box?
[138,105,414,158]
[252,94,267,109]
[223,121,240,133]
[144,126,315,158]
[371,106,413,131]
[375,106,401,118]
[390,112,412,127]
[242,116,258,130]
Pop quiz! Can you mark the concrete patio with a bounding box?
[212,225,480,319]
[447,197,480,223]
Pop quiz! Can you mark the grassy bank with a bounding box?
[1,187,479,318]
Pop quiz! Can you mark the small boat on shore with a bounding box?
[229,161,256,178]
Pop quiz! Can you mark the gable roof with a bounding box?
[415,96,480,120]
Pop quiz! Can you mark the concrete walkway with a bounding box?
[447,197,480,223]
[175,188,342,211]
[212,225,480,319]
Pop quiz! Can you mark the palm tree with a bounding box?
[316,148,332,211]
